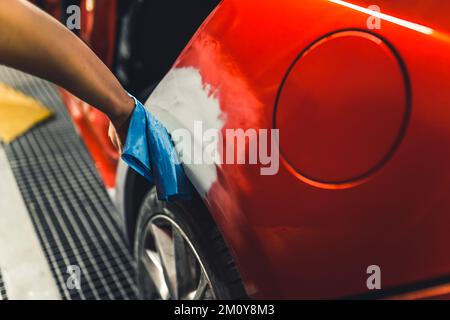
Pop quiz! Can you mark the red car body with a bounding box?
[46,0,450,299]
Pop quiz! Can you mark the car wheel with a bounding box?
[134,187,247,300]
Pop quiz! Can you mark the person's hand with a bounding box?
[108,97,135,154]
[108,120,127,154]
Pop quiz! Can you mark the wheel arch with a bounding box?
[114,0,222,100]
[116,160,226,253]
[115,161,152,248]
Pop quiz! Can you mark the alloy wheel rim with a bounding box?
[138,214,216,300]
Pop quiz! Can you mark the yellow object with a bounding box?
[0,83,52,143]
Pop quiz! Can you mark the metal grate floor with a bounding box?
[0,66,138,300]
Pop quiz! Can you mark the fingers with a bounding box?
[109,110,131,155]
[108,122,122,154]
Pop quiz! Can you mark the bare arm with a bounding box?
[0,0,134,149]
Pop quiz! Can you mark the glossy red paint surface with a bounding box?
[173,0,450,298]
[276,31,408,187]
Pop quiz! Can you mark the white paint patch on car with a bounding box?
[144,67,224,196]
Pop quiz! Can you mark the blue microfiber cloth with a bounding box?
[121,95,191,201]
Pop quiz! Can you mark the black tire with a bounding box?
[134,187,247,300]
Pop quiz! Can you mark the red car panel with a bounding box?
[170,0,450,298]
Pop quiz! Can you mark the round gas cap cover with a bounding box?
[274,30,410,188]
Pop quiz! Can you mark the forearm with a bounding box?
[0,0,133,124]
